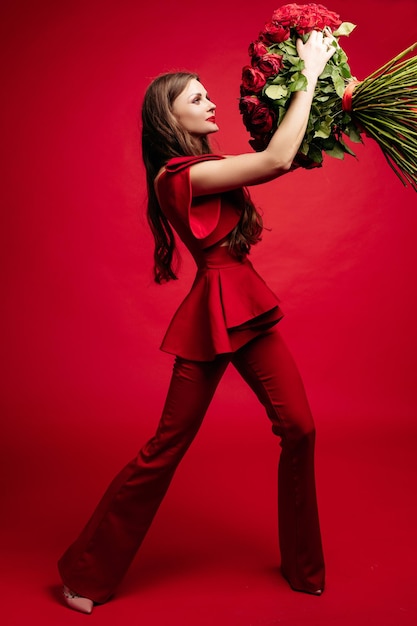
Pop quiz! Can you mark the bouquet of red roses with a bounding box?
[239,3,417,191]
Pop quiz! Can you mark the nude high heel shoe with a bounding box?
[63,585,94,614]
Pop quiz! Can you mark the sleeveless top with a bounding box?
[156,154,283,361]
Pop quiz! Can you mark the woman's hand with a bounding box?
[296,28,337,79]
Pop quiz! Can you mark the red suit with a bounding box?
[58,154,325,602]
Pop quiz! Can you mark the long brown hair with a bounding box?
[141,71,263,283]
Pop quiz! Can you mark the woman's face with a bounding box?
[171,78,218,136]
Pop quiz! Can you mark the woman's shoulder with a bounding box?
[155,154,225,195]
[165,153,225,173]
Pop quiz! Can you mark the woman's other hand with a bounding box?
[296,28,337,79]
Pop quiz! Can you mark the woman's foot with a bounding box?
[63,585,94,614]
[306,588,323,596]
[290,585,323,596]
[281,568,324,596]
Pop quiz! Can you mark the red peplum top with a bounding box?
[156,154,284,361]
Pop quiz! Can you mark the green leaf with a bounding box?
[314,118,332,139]
[265,84,288,100]
[322,136,336,150]
[319,68,333,80]
[337,50,348,64]
[320,83,336,94]
[307,144,323,164]
[269,74,287,85]
[325,141,346,159]
[267,44,281,54]
[331,48,348,67]
[344,124,363,143]
[279,41,297,55]
[289,73,308,92]
[339,63,354,79]
[288,60,305,72]
[286,55,301,66]
[331,70,346,98]
[338,137,357,157]
[341,112,353,125]
[333,22,357,37]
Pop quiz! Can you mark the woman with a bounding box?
[58,30,336,614]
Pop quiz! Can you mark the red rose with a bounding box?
[293,151,322,168]
[272,3,302,28]
[296,13,319,35]
[239,95,276,136]
[309,4,341,30]
[239,95,260,123]
[295,4,341,34]
[249,134,271,152]
[271,3,341,35]
[241,66,267,93]
[254,53,283,79]
[248,41,268,59]
[260,21,290,44]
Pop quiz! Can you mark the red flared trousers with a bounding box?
[58,327,324,603]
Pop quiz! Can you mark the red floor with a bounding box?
[2,389,416,626]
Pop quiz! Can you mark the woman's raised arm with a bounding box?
[190,30,336,196]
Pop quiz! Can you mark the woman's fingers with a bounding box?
[297,29,336,58]
[296,28,337,77]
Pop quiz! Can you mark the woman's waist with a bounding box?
[195,242,248,270]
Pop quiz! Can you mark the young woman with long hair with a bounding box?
[58,30,336,614]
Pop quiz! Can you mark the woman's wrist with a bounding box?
[301,69,319,86]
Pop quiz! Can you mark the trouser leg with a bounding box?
[58,354,229,603]
[231,327,325,593]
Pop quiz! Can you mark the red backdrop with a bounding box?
[1,1,417,623]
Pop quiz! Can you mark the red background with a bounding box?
[1,1,417,624]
